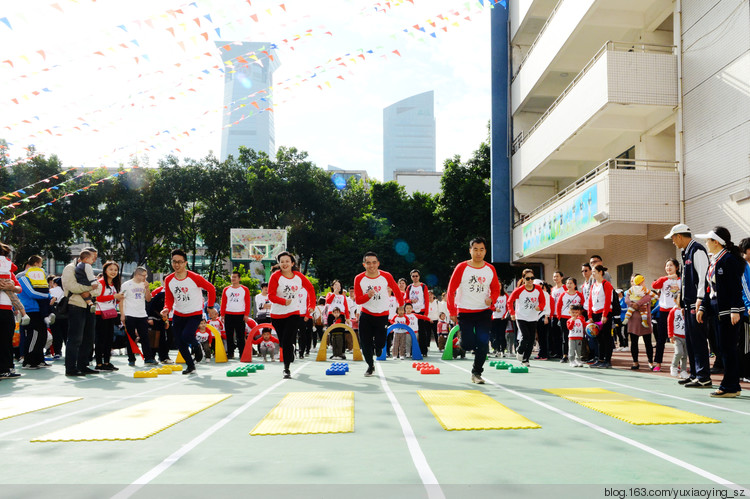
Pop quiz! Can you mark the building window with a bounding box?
[617,262,634,290]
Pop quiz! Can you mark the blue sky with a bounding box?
[0,0,492,181]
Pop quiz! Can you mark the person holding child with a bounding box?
[62,247,101,376]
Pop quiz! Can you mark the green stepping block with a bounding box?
[496,363,511,370]
[227,370,248,377]
[509,366,528,373]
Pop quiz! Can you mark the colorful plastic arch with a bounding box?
[441,325,461,360]
[377,324,422,361]
[316,323,363,361]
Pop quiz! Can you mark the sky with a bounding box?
[0,0,493,181]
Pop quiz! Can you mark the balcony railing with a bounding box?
[512,41,676,153]
[514,158,678,227]
[512,0,565,82]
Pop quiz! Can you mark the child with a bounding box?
[668,297,688,378]
[622,275,656,328]
[567,304,586,367]
[0,243,29,326]
[194,319,212,363]
[452,330,466,359]
[436,312,450,352]
[390,305,409,359]
[23,255,55,325]
[207,307,226,353]
[253,328,279,361]
[402,302,429,358]
[328,307,346,360]
[75,249,99,313]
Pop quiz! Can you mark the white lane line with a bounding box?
[376,363,445,499]
[112,361,309,499]
[0,364,226,439]
[443,360,749,495]
[533,364,750,416]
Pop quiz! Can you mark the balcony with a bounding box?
[512,158,679,260]
[511,0,674,114]
[511,41,677,188]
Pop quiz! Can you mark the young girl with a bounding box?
[556,277,584,364]
[390,305,409,359]
[490,286,509,357]
[207,307,226,353]
[567,304,586,367]
[436,312,450,351]
[668,296,688,378]
[195,319,212,363]
[652,259,681,373]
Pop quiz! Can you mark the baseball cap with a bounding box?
[664,223,691,239]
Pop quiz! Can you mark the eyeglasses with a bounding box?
[172,260,186,264]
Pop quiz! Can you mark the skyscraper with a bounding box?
[383,90,436,181]
[216,41,280,161]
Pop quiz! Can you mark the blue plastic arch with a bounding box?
[377,324,423,361]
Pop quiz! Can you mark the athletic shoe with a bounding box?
[80,367,100,374]
[36,362,51,368]
[0,371,21,378]
[670,367,679,377]
[573,361,584,368]
[128,362,135,367]
[685,378,713,388]
[679,371,690,379]
[283,370,291,379]
[560,357,568,363]
[65,371,85,376]
[678,377,695,385]
[364,366,375,377]
[652,365,661,372]
[471,374,485,384]
[105,363,119,371]
[182,367,196,375]
[516,352,523,361]
[161,359,174,364]
[53,354,61,360]
[20,314,31,326]
[22,365,40,370]
[534,356,547,361]
[522,361,530,367]
[96,364,112,371]
[709,390,739,398]
[47,313,56,325]
[144,359,158,365]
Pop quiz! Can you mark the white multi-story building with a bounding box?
[497,0,750,288]
[383,90,437,181]
[217,41,280,161]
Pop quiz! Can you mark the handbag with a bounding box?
[101,308,118,320]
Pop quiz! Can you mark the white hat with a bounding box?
[664,223,691,239]
[695,230,725,246]
[533,279,543,286]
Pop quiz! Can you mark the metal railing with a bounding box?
[512,0,566,82]
[513,158,678,227]
[511,41,676,154]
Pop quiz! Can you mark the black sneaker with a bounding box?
[65,371,86,376]
[560,357,568,363]
[364,366,375,377]
[182,367,196,375]
[106,363,119,371]
[0,371,21,379]
[283,370,291,379]
[80,367,100,374]
[678,376,694,385]
[685,378,713,388]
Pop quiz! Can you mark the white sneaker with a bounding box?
[20,314,31,326]
[679,371,690,379]
[161,358,174,364]
[670,367,679,377]
[522,361,530,367]
[516,352,523,362]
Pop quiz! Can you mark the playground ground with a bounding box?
[0,345,748,499]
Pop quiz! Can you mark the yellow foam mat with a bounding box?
[418,390,541,431]
[0,397,82,421]
[31,394,230,442]
[544,388,721,425]
[250,391,354,436]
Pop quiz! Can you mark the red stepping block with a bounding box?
[421,367,440,374]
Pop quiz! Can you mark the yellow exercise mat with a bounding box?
[544,388,721,425]
[418,390,541,431]
[250,391,354,436]
[0,397,82,421]
[31,394,231,442]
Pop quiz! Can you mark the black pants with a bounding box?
[706,315,723,369]
[491,318,508,352]
[417,318,431,355]
[592,313,613,363]
[95,314,117,365]
[549,318,562,357]
[174,314,202,371]
[66,305,96,374]
[125,316,154,362]
[224,314,246,358]
[630,333,653,363]
[313,324,323,348]
[271,315,300,371]
[517,319,536,362]
[297,318,312,355]
[536,318,549,358]
[0,309,15,374]
[359,312,389,368]
[50,316,67,357]
[430,320,438,345]
[560,317,570,357]
[22,311,45,367]
[654,311,669,364]
[458,310,492,376]
[710,300,741,393]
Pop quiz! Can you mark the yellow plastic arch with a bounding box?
[316,323,363,361]
[175,324,227,364]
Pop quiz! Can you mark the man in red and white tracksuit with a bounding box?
[221,270,251,359]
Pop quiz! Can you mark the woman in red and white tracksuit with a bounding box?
[587,265,615,368]
[268,251,315,379]
[651,258,681,372]
[556,277,584,364]
[325,280,350,325]
[507,269,545,365]
[490,288,509,356]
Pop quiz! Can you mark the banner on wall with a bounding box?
[522,184,599,255]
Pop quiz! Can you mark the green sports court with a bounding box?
[0,351,748,499]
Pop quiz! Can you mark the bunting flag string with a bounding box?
[0,167,78,203]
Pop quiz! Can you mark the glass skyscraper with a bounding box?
[383,90,436,180]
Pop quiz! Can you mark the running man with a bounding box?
[221,270,251,359]
[354,251,404,376]
[446,237,501,384]
[161,249,216,375]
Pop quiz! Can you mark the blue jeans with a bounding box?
[458,310,491,375]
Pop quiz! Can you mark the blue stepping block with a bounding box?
[326,362,349,375]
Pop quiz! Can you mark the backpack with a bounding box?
[611,288,621,317]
